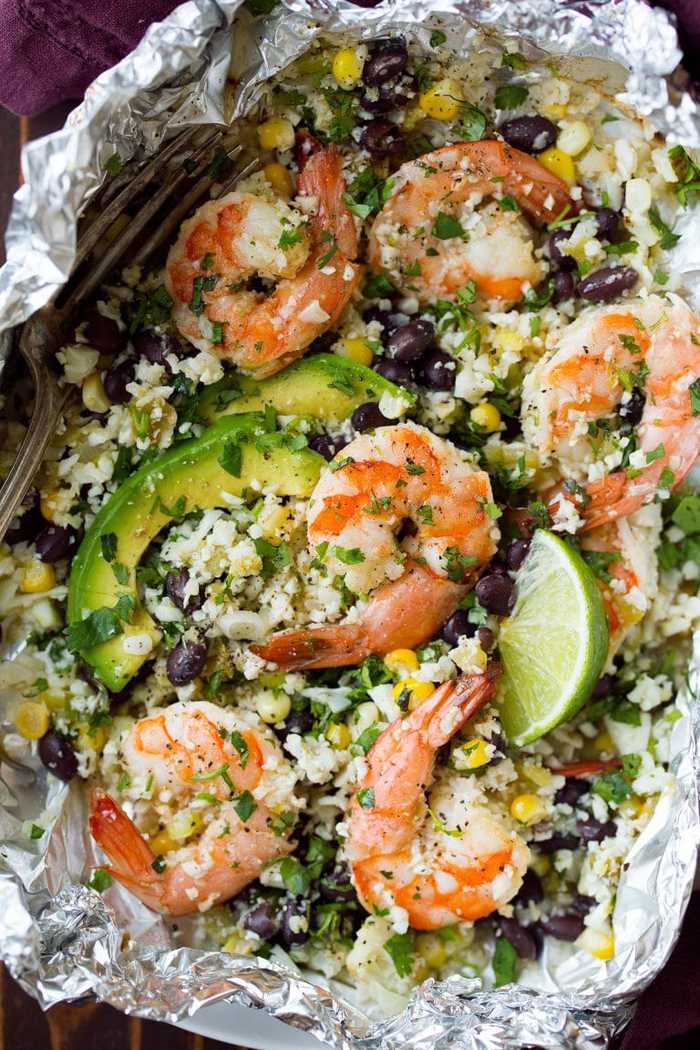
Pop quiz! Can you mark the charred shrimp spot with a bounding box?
[360,119,404,158]
[351,401,392,432]
[474,572,515,616]
[554,777,590,806]
[539,914,585,941]
[38,730,78,782]
[499,115,557,155]
[505,538,531,572]
[441,609,477,646]
[166,639,207,686]
[547,228,576,272]
[417,348,455,391]
[165,568,204,613]
[373,357,414,386]
[82,308,126,355]
[243,900,280,940]
[388,318,435,362]
[103,359,136,405]
[35,524,79,563]
[363,38,408,87]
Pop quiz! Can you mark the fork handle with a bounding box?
[0,351,68,541]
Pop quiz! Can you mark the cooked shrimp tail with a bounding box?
[253,562,468,670]
[89,788,164,911]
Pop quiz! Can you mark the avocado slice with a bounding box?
[198,353,415,423]
[67,414,324,692]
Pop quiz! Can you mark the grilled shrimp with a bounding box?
[367,140,573,305]
[89,701,296,916]
[522,294,700,530]
[166,146,362,377]
[252,422,498,670]
[344,665,528,930]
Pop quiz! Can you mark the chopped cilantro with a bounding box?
[648,206,680,250]
[383,932,414,978]
[279,227,303,250]
[218,438,243,478]
[690,377,700,416]
[100,532,117,562]
[431,211,466,239]
[234,790,257,822]
[357,787,375,809]
[231,730,250,768]
[493,936,518,986]
[332,545,365,565]
[430,29,447,47]
[454,103,487,141]
[254,537,292,579]
[88,868,113,892]
[65,595,134,653]
[494,83,528,109]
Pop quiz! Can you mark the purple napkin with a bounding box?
[1,1,700,1047]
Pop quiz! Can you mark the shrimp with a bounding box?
[252,422,498,670]
[89,701,296,916]
[522,294,700,530]
[344,665,528,930]
[367,140,574,306]
[165,146,362,377]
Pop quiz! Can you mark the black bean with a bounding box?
[591,673,617,699]
[243,901,279,940]
[133,329,181,365]
[82,309,125,355]
[571,893,596,916]
[499,115,557,154]
[279,898,310,947]
[594,207,621,242]
[309,434,348,461]
[578,266,638,302]
[351,401,391,432]
[441,609,477,646]
[5,489,43,545]
[535,833,580,854]
[514,869,544,905]
[577,818,617,843]
[280,709,315,737]
[418,349,455,391]
[618,389,645,426]
[35,524,78,563]
[506,538,531,572]
[373,358,414,386]
[360,82,413,115]
[363,305,395,329]
[539,914,584,941]
[363,39,408,87]
[474,572,515,616]
[388,319,435,362]
[552,270,576,303]
[38,731,78,781]
[103,359,135,405]
[165,568,204,614]
[320,863,356,903]
[360,119,404,158]
[166,639,207,686]
[498,917,538,960]
[548,228,576,271]
[306,331,337,356]
[554,778,590,806]
[477,627,495,651]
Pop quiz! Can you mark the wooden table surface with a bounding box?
[0,102,248,1050]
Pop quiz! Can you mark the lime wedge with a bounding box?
[496,530,609,747]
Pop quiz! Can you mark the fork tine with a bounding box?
[61,128,225,314]
[130,147,260,268]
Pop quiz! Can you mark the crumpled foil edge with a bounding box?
[1,1,699,1047]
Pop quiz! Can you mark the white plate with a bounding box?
[176,1001,328,1048]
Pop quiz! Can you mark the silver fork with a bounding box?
[0,126,258,541]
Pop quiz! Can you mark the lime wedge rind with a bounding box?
[496,530,609,747]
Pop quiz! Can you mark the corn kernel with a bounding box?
[336,337,374,367]
[77,722,106,754]
[167,810,204,841]
[255,691,292,724]
[39,689,67,712]
[402,104,425,130]
[556,120,592,158]
[541,103,567,120]
[40,489,61,522]
[15,700,50,740]
[326,722,352,749]
[384,648,419,674]
[149,828,178,855]
[618,795,645,819]
[20,561,56,594]
[257,117,295,152]
[419,78,463,121]
[222,931,255,955]
[459,738,491,770]
[530,854,552,877]
[538,146,576,184]
[594,729,614,754]
[418,934,447,969]
[263,161,293,198]
[491,328,525,357]
[393,678,436,711]
[469,403,501,433]
[578,927,615,961]
[332,47,365,89]
[82,373,111,414]
[518,761,553,787]
[510,793,548,825]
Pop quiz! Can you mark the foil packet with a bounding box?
[1,1,700,1047]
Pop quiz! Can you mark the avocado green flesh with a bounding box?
[198,353,415,423]
[67,415,323,692]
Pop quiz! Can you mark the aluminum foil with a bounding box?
[1,1,700,1047]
